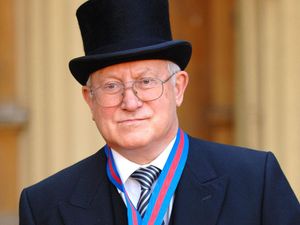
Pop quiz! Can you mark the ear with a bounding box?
[82,86,95,113]
[174,71,189,107]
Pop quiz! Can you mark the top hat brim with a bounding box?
[69,40,192,85]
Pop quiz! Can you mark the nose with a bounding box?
[120,86,143,111]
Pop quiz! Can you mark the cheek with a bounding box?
[91,103,113,119]
[92,107,115,131]
[153,89,177,120]
[160,85,177,109]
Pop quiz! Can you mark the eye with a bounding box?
[141,78,152,84]
[137,77,159,89]
[102,82,122,93]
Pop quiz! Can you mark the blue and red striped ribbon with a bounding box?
[105,128,189,225]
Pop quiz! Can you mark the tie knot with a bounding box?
[131,165,161,190]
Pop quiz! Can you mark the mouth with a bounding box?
[118,118,148,125]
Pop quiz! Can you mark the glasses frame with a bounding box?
[89,71,180,107]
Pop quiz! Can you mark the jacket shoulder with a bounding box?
[20,149,106,213]
[188,136,269,160]
[26,150,104,191]
[188,136,271,177]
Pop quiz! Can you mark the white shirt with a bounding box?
[111,137,176,225]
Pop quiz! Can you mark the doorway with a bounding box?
[170,0,235,144]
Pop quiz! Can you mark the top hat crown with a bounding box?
[69,0,192,85]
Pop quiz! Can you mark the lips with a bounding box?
[118,118,146,123]
[117,116,151,126]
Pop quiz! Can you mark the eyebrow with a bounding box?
[130,68,151,78]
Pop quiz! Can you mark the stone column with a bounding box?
[15,0,104,188]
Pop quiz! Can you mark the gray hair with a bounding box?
[167,61,181,75]
[167,61,181,85]
[86,75,92,87]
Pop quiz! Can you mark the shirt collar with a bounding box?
[111,137,176,185]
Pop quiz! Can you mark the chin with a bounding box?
[104,126,162,150]
[120,135,151,149]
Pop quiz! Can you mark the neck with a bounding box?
[118,147,165,165]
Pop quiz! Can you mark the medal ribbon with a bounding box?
[105,128,189,225]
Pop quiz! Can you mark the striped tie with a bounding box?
[131,165,161,217]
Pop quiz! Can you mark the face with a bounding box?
[82,59,189,160]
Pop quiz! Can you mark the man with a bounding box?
[19,0,300,225]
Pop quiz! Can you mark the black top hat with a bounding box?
[69,0,192,85]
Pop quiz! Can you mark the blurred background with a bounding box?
[0,0,300,224]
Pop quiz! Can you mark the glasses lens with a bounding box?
[134,78,163,101]
[98,93,123,107]
[92,84,123,107]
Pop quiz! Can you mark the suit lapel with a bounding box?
[171,137,229,225]
[58,150,127,225]
[111,184,128,225]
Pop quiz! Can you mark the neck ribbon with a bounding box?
[105,128,189,225]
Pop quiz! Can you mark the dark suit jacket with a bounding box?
[19,136,300,225]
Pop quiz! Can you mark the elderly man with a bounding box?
[20,0,300,225]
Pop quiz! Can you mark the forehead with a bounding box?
[91,59,169,79]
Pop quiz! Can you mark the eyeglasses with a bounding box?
[89,71,179,107]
